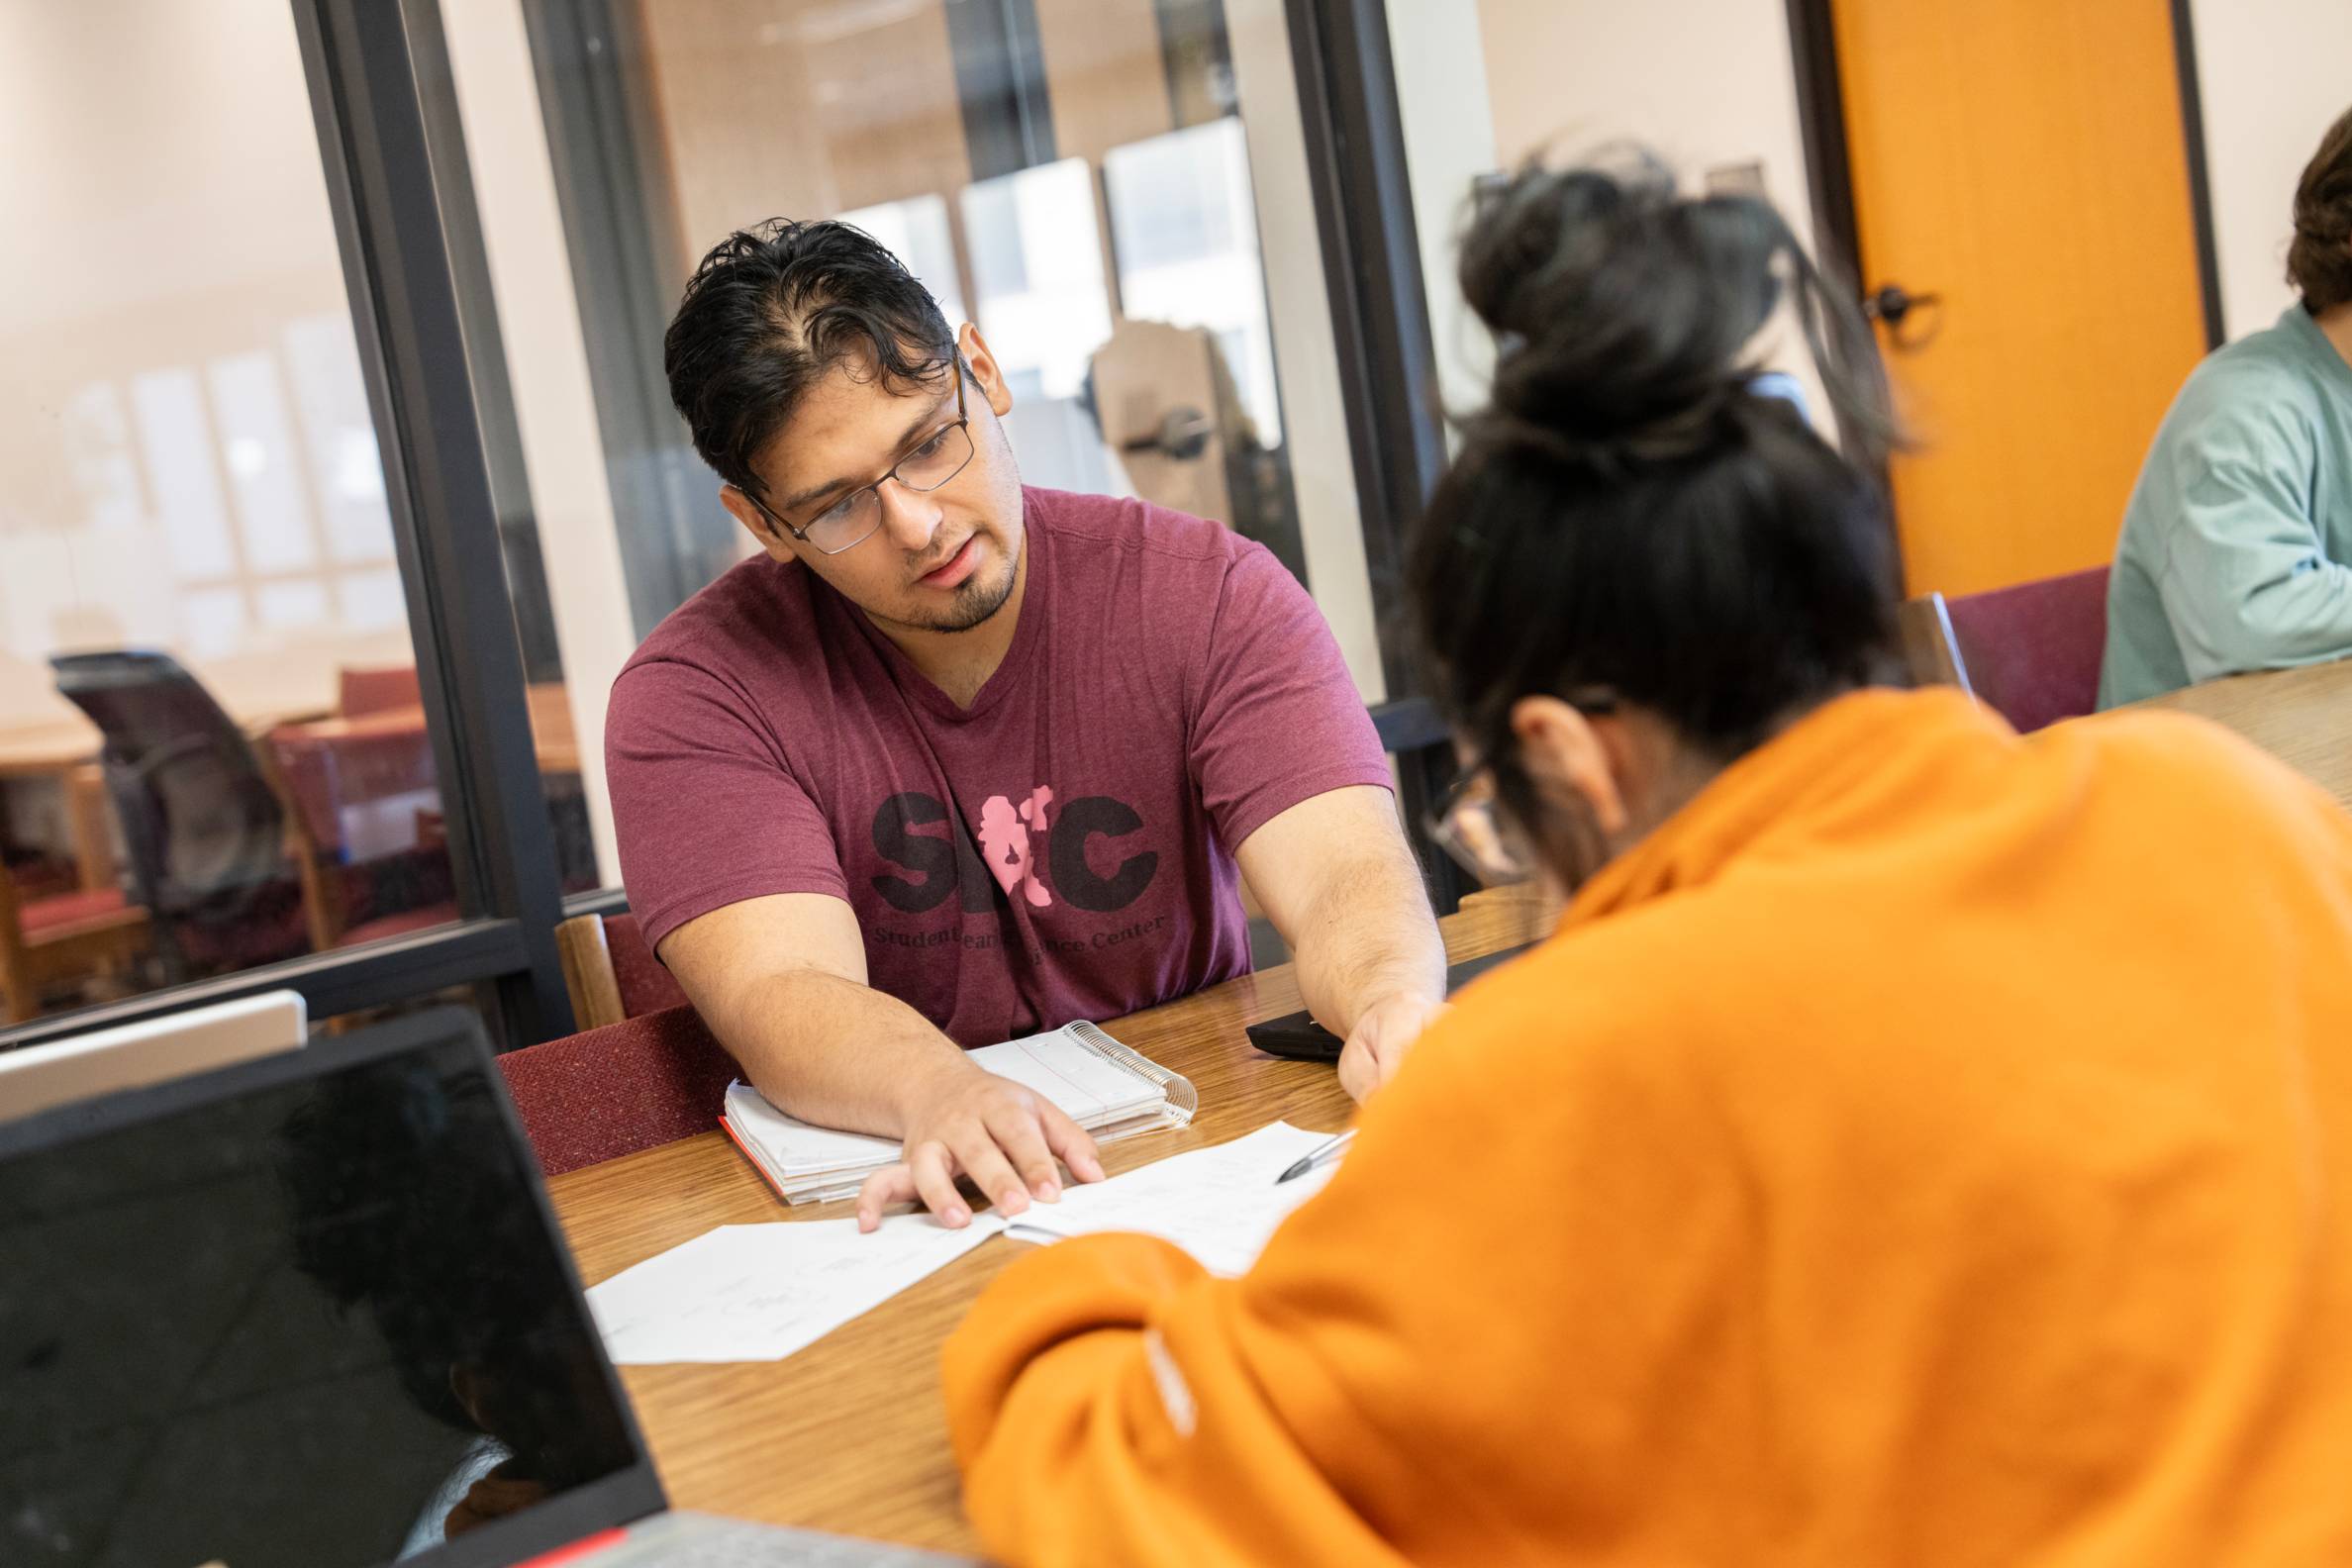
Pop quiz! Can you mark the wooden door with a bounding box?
[1831,0,2212,596]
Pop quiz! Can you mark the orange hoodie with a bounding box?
[941,689,2352,1566]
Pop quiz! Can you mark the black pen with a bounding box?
[1275,1129,1355,1185]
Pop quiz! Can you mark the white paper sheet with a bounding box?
[584,1122,1347,1365]
[585,1215,1004,1365]
[1003,1122,1340,1277]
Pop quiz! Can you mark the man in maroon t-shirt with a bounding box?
[609,220,1444,1227]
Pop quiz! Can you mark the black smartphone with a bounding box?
[1244,1012,1346,1062]
[1243,943,1535,1064]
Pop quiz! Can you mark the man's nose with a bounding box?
[877,478,943,552]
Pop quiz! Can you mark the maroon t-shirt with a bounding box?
[605,486,1392,1045]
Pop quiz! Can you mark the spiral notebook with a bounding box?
[720,1022,1198,1205]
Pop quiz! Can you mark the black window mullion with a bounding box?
[288,0,575,1042]
[1283,0,1463,914]
[0,922,532,1053]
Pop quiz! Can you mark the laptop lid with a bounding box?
[0,1007,666,1568]
[0,989,309,1122]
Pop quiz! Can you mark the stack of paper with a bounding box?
[721,1022,1195,1204]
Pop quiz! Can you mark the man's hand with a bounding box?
[855,1062,1106,1232]
[1336,991,1449,1103]
[444,1465,547,1539]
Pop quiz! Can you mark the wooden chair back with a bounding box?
[555,911,690,1031]
[336,664,423,717]
[0,859,151,1027]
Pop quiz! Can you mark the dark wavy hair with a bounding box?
[2290,107,2352,314]
[664,219,957,497]
[1409,152,1903,803]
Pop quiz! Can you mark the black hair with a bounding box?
[2289,106,2352,314]
[664,218,957,496]
[1408,152,1903,798]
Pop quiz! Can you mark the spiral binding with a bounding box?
[1067,1021,1198,1127]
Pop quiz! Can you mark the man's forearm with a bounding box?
[1290,847,1446,1038]
[706,967,975,1138]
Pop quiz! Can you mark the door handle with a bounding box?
[1863,283,1941,327]
[1862,282,1943,348]
[1118,407,1215,461]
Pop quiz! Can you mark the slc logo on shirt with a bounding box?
[869,788,1157,915]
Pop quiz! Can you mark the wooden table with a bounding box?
[265,682,581,777]
[545,890,1550,1555]
[2125,656,2352,809]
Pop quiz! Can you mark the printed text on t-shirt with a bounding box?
[869,790,1160,915]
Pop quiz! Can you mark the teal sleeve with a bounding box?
[2153,395,2352,682]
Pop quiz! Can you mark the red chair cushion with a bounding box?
[19,886,134,936]
[496,1003,738,1177]
[1944,565,2111,734]
[605,912,689,1019]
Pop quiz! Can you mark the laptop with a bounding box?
[0,1007,967,1567]
[0,988,308,1121]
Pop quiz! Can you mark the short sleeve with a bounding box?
[1189,543,1392,850]
[605,657,848,950]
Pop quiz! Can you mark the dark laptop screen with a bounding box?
[0,1020,641,1567]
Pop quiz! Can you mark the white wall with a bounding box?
[2188,0,2352,340]
[441,0,637,886]
[1386,0,1502,433]
[1475,0,1816,248]
[1226,0,1387,702]
[1471,0,1830,424]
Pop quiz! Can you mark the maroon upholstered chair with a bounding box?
[555,910,690,1029]
[496,1002,738,1176]
[0,867,150,1025]
[336,663,424,717]
[1940,565,2111,734]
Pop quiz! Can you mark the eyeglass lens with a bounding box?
[802,423,976,554]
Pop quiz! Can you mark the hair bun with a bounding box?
[1459,156,1791,460]
[1459,152,1892,466]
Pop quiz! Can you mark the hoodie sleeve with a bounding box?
[939,952,1742,1568]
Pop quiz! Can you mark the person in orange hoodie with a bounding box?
[938,155,2352,1565]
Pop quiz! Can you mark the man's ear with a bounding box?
[1509,695,1631,836]
[959,323,1015,418]
[720,484,795,564]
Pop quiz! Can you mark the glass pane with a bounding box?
[836,193,969,329]
[961,156,1127,497]
[433,0,1392,898]
[1105,118,1281,441]
[0,0,464,1029]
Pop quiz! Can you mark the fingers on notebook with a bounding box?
[953,1129,1034,1220]
[851,1102,1108,1233]
[985,1102,1065,1203]
[1038,1100,1106,1185]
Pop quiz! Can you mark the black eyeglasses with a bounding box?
[1423,689,1618,884]
[748,376,975,555]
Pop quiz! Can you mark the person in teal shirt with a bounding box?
[2103,107,2352,708]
